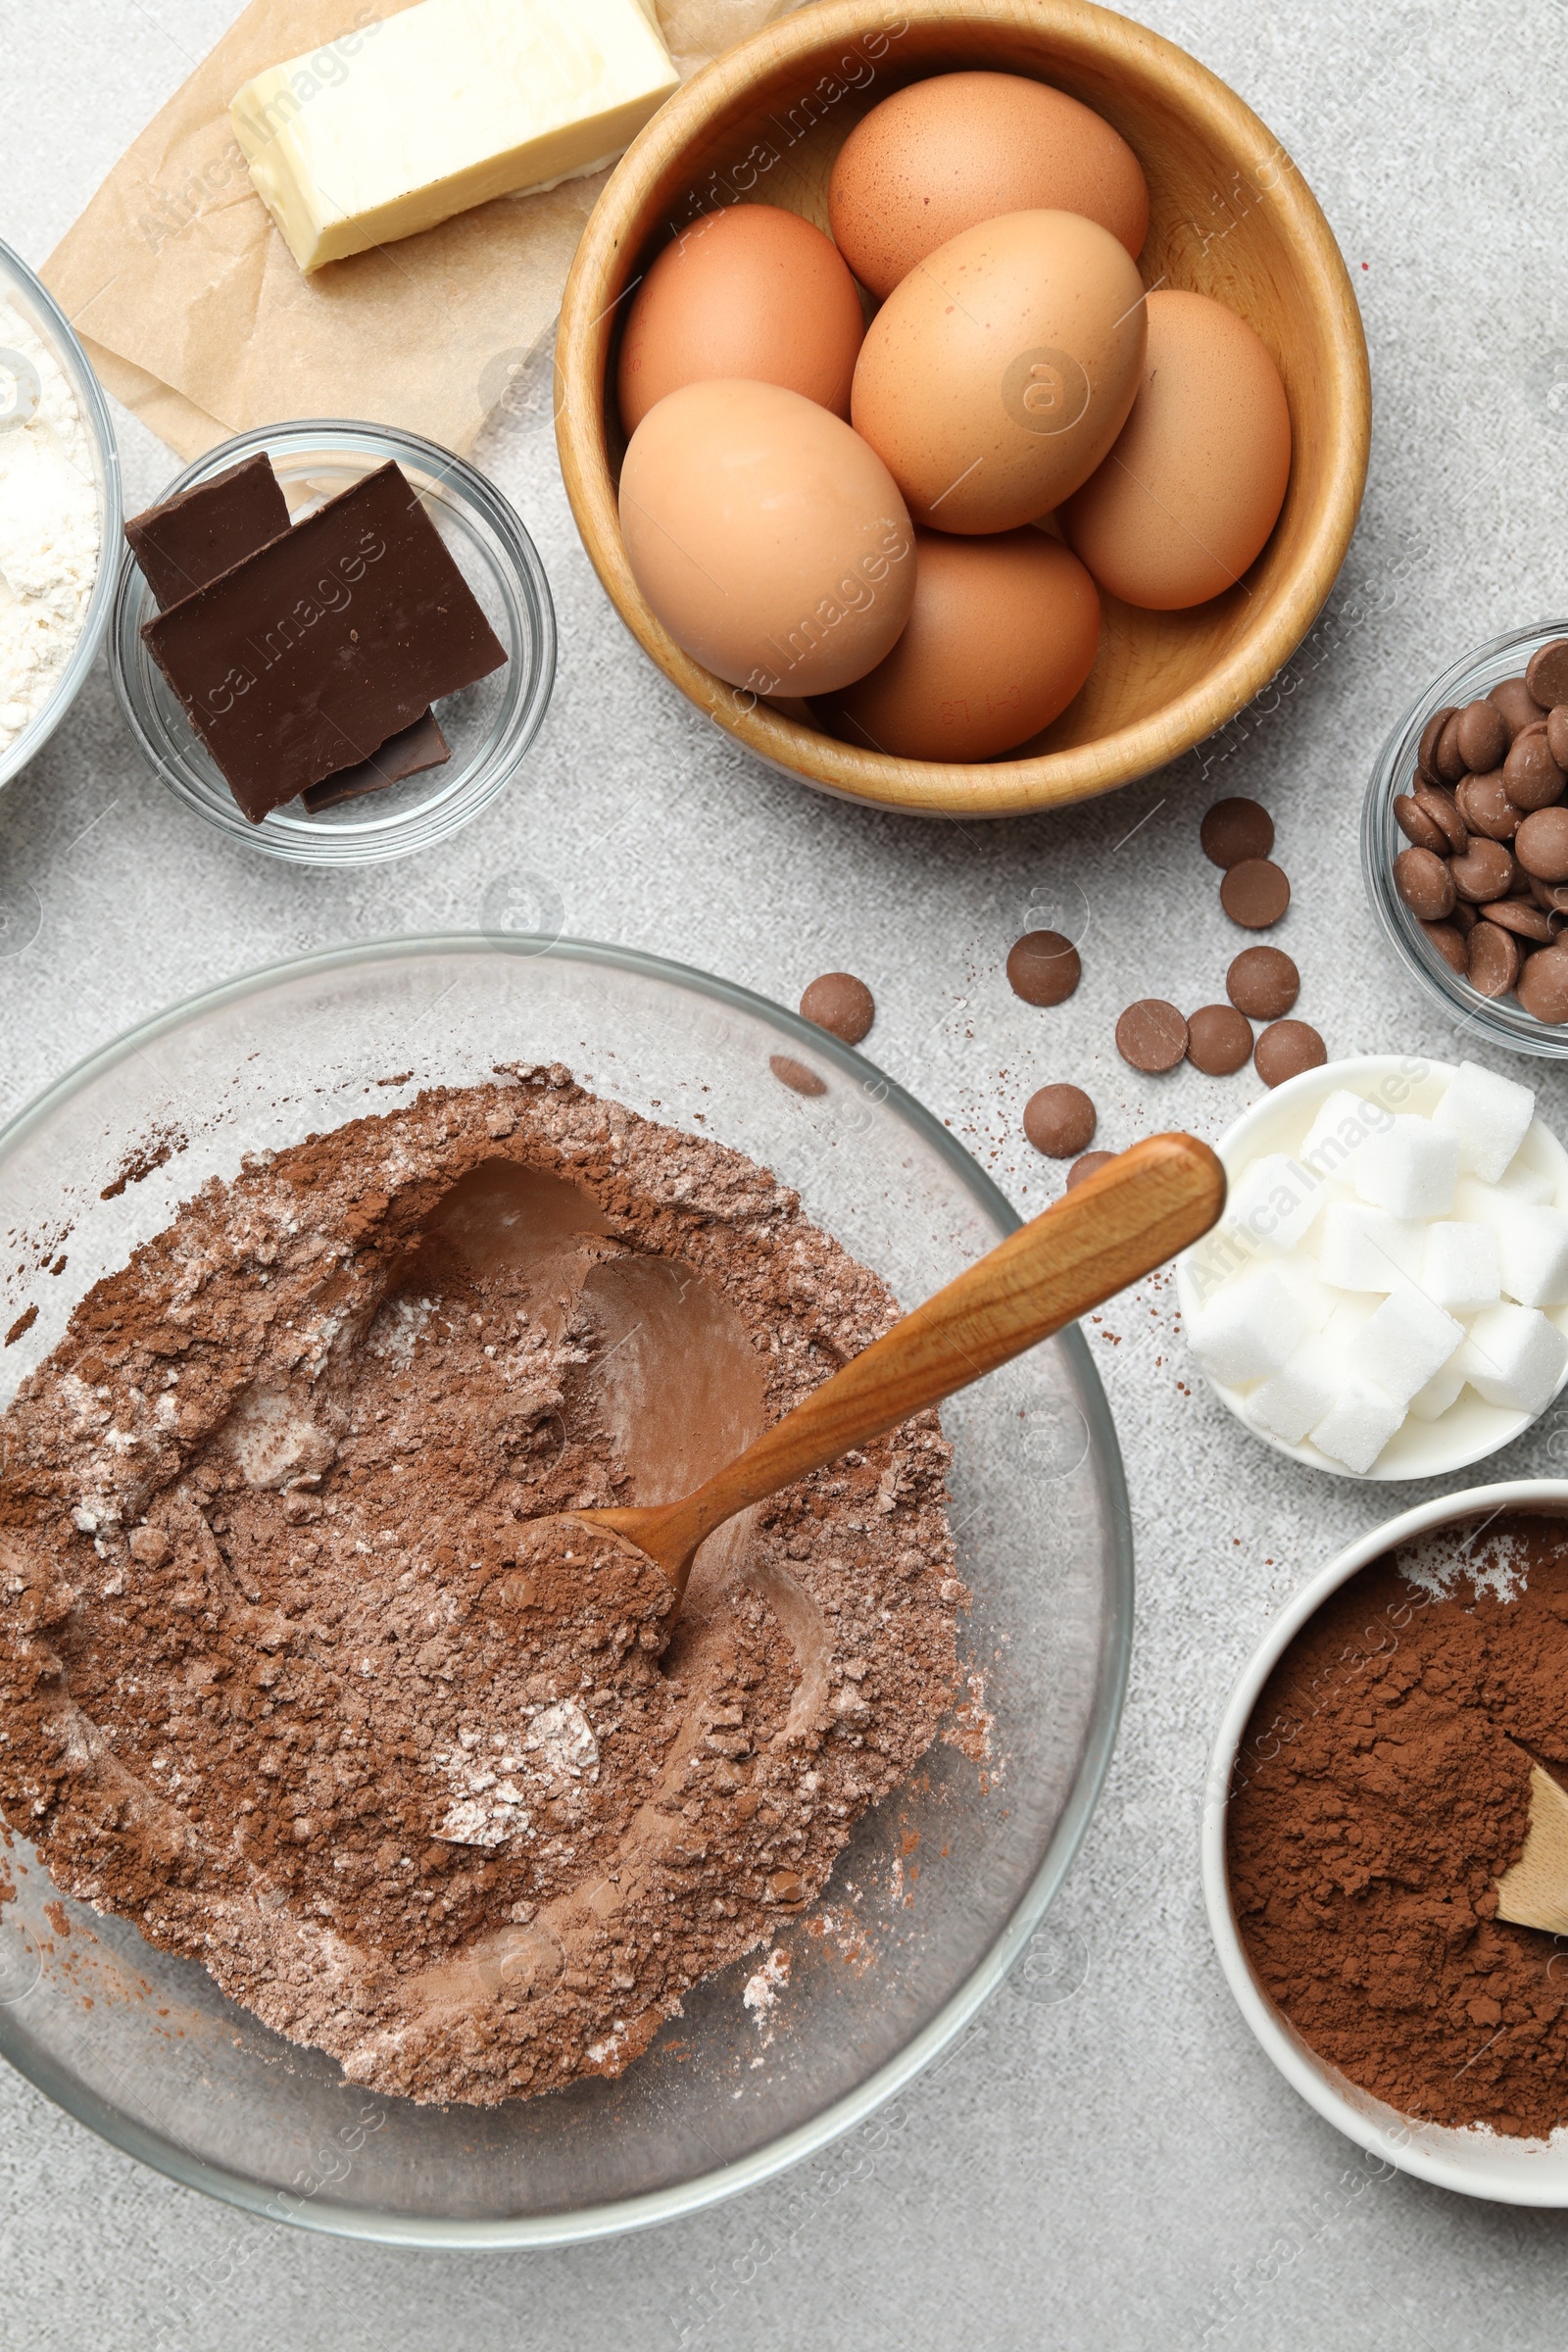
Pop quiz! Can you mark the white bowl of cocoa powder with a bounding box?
[1203,1480,1568,2203]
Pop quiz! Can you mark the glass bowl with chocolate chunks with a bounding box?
[1364,621,1568,1055]
[109,421,555,864]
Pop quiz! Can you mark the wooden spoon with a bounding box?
[1494,1756,1568,1936]
[564,1131,1224,1607]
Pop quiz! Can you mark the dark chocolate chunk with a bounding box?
[125,454,291,610]
[143,463,506,824]
[302,710,451,811]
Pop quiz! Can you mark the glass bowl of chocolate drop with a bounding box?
[1363,620,1568,1055]
[0,937,1130,2243]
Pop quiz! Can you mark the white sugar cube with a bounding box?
[1354,1288,1464,1410]
[1318,1203,1425,1291]
[1351,1114,1461,1219]
[1275,1259,1337,1331]
[1322,1293,1376,1347]
[1225,1152,1327,1253]
[1407,1360,1467,1421]
[1248,1333,1342,1446]
[1298,1090,1388,1182]
[1432,1060,1536,1182]
[1421,1221,1500,1314]
[1455,1303,1568,1414]
[1497,1207,1568,1307]
[1497,1159,1556,1204]
[1310,1375,1405,1474]
[1187,1271,1305,1388]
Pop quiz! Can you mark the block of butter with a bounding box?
[231,0,679,273]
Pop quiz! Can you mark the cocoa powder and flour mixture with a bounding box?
[0,1068,963,2105]
[1230,1515,1568,2138]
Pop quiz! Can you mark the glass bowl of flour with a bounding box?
[0,236,121,790]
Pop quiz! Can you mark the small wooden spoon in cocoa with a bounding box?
[1495,1755,1568,1936]
[544,1132,1224,1610]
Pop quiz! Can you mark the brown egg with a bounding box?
[829,70,1149,300]
[619,378,915,699]
[1060,290,1292,609]
[850,211,1147,535]
[813,527,1101,760]
[615,204,865,434]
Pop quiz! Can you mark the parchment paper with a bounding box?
[42,0,802,462]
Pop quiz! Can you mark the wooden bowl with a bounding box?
[555,0,1371,819]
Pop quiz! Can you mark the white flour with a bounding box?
[0,297,101,757]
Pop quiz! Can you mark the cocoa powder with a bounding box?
[0,1067,963,2105]
[1229,1513,1568,2137]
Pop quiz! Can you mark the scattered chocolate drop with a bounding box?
[769,1054,827,1097]
[1253,1019,1326,1087]
[1225,947,1298,1020]
[1023,1084,1097,1157]
[1066,1151,1115,1190]
[1115,999,1188,1073]
[1200,797,1274,868]
[1005,929,1081,1006]
[1186,1004,1253,1076]
[1219,858,1291,929]
[800,971,874,1044]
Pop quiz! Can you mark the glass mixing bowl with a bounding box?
[0,938,1130,2245]
[108,422,556,865]
[0,236,122,791]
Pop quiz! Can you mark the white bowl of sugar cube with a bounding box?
[1176,1055,1568,1479]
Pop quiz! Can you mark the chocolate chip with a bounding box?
[1394,845,1456,920]
[769,1054,826,1097]
[1005,930,1081,1006]
[1220,858,1291,929]
[800,972,874,1044]
[1531,875,1568,913]
[1421,920,1470,974]
[1023,1084,1097,1157]
[1480,897,1557,943]
[1115,1000,1188,1072]
[1419,707,1456,772]
[1518,947,1568,1023]
[1200,797,1274,868]
[1450,897,1479,932]
[1435,711,1469,782]
[1454,770,1520,841]
[1548,708,1568,769]
[1066,1151,1115,1190]
[1514,808,1568,881]
[1186,1004,1253,1075]
[1526,640,1568,709]
[1254,1019,1327,1087]
[1395,794,1448,854]
[1455,699,1509,773]
[1449,838,1518,902]
[1503,727,1565,810]
[1467,920,1521,998]
[1490,676,1547,740]
[1410,785,1467,857]
[1226,946,1298,1019]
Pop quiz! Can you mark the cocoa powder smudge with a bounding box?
[0,1067,965,2106]
[1229,1514,1568,2138]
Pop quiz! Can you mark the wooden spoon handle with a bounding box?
[595,1132,1223,1582]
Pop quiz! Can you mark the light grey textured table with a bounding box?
[4,1,1568,2343]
